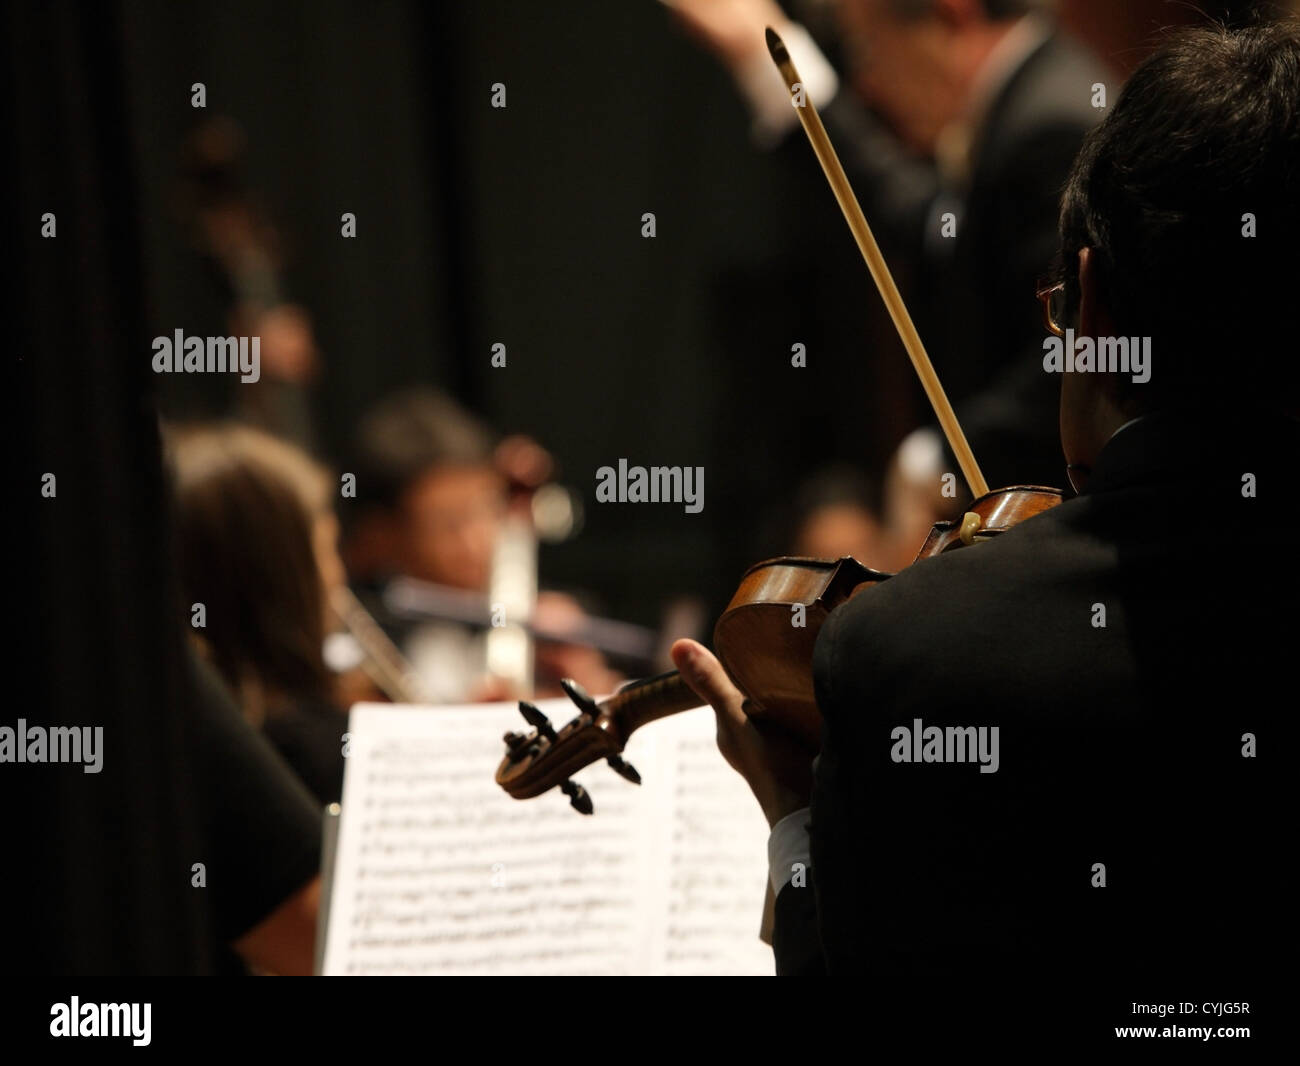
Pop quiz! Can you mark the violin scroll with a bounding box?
[494,670,703,809]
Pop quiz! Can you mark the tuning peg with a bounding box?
[605,755,641,785]
[517,700,557,741]
[560,779,593,815]
[560,678,599,716]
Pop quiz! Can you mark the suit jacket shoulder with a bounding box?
[801,414,1296,978]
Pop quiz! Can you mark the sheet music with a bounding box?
[322,701,773,976]
[650,730,776,975]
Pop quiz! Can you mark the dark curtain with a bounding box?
[9,0,210,973]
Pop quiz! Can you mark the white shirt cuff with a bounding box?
[734,23,839,148]
[767,806,812,894]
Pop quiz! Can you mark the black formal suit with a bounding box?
[775,411,1295,982]
[809,25,1107,489]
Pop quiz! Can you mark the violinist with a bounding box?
[671,19,1298,981]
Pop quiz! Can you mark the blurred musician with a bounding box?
[167,423,349,805]
[344,388,623,702]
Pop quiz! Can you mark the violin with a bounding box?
[496,486,1058,807]
[496,28,1064,809]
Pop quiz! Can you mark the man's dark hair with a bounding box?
[1057,17,1300,413]
[350,387,497,511]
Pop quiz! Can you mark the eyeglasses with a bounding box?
[1037,280,1066,337]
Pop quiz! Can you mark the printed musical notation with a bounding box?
[321,701,773,976]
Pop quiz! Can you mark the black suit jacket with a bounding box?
[810,27,1106,488]
[775,411,1296,981]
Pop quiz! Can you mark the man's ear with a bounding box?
[1077,247,1117,338]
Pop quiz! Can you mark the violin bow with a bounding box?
[765,27,989,500]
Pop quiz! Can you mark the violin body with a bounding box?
[496,487,1062,802]
[714,485,1061,749]
[916,486,1062,556]
[713,556,887,749]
